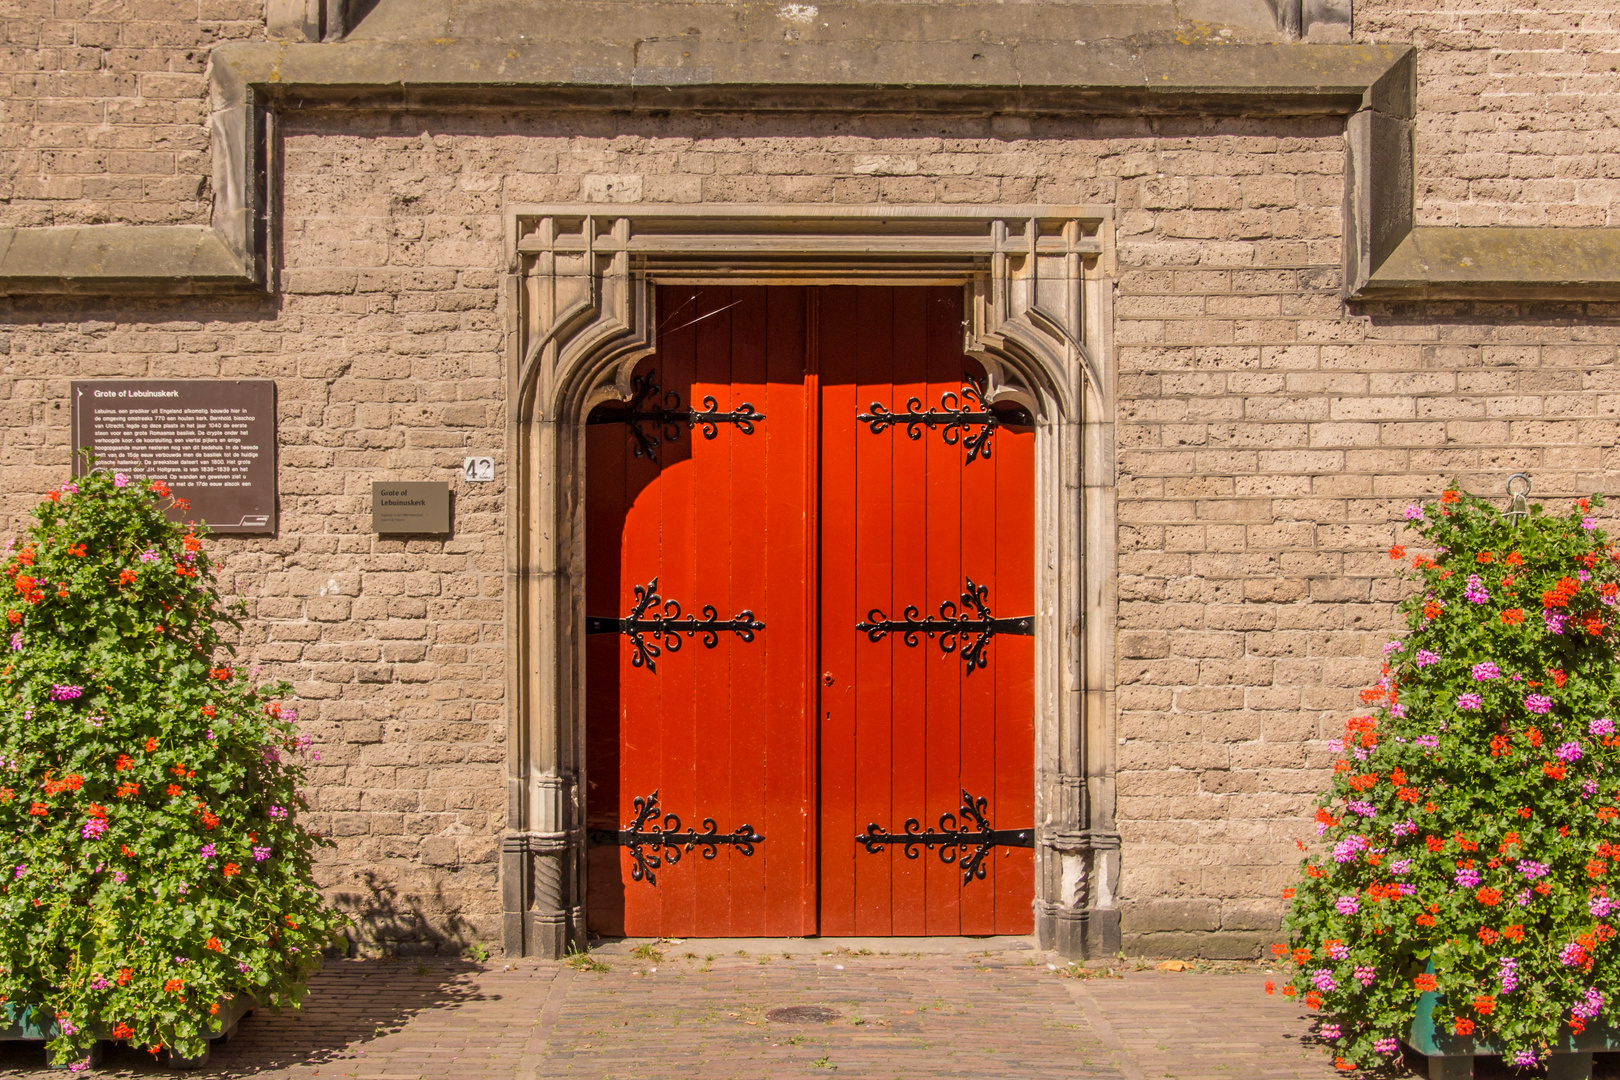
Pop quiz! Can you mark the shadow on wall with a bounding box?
[332,869,483,957]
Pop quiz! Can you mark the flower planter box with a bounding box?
[0,1003,105,1070]
[1408,986,1616,1080]
[0,995,254,1071]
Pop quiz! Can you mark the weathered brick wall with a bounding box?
[0,0,256,228]
[1357,0,1620,226]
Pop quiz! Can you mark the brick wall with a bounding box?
[0,0,255,228]
[1112,294,1620,956]
[0,281,508,953]
[1357,0,1620,226]
[4,3,1620,956]
[3,0,1615,229]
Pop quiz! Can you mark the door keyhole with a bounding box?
[822,672,835,686]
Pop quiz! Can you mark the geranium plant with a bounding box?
[1275,486,1620,1069]
[0,466,344,1067]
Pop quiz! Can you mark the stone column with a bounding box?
[501,774,580,958]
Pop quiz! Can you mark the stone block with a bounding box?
[1121,898,1220,933]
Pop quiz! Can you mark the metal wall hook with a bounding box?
[1504,473,1531,527]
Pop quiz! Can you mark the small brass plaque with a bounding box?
[372,482,450,534]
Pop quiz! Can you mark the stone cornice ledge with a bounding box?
[0,226,259,297]
[1355,227,1620,302]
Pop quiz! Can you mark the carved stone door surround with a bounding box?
[501,204,1120,958]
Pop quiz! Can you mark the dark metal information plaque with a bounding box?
[70,380,277,534]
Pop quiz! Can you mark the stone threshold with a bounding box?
[585,935,1041,956]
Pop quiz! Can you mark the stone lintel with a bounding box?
[209,40,1412,115]
[1356,227,1620,302]
[0,33,1564,305]
[2,37,1414,297]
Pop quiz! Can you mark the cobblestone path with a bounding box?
[0,948,1357,1080]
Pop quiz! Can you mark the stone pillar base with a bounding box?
[501,832,580,958]
[1037,904,1122,960]
[525,910,573,959]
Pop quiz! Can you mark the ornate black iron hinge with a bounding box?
[586,577,763,673]
[856,577,1032,674]
[588,790,765,886]
[857,383,1024,464]
[588,372,765,461]
[857,789,1034,885]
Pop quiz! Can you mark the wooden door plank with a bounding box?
[991,375,1038,935]
[798,289,822,938]
[852,286,898,937]
[922,287,970,935]
[753,286,812,936]
[948,298,998,936]
[816,286,861,938]
[620,337,680,935]
[683,286,735,939]
[719,286,769,936]
[887,287,932,937]
[584,385,631,937]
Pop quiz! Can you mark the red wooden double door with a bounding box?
[585,285,1034,938]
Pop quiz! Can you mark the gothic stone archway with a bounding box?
[499,205,1120,958]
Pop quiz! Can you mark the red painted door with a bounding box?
[584,286,816,938]
[818,286,1036,937]
[586,285,1034,938]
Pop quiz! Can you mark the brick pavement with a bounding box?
[0,950,1373,1080]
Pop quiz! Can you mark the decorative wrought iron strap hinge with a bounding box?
[587,372,764,461]
[586,577,763,674]
[857,383,1025,464]
[587,790,765,886]
[856,577,1032,673]
[857,789,1034,885]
